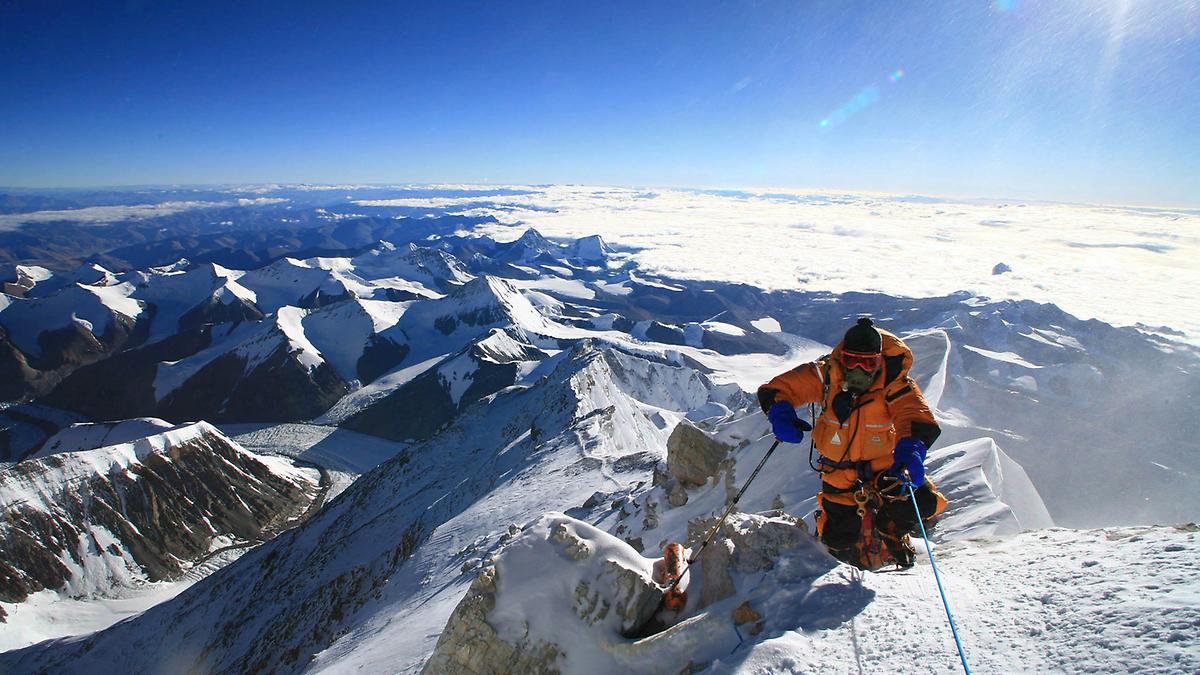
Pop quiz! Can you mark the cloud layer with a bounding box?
[358,186,1200,343]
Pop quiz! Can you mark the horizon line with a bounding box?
[0,181,1197,213]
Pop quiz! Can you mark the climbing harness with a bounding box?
[852,475,909,570]
[905,478,971,675]
[853,486,887,570]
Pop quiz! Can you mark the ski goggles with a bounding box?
[840,350,882,372]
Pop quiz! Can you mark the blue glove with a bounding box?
[889,437,928,486]
[767,401,812,443]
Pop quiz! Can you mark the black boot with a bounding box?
[826,544,864,568]
[883,533,915,569]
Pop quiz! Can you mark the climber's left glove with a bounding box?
[889,437,928,487]
[767,401,812,444]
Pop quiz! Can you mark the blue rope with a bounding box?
[906,480,971,675]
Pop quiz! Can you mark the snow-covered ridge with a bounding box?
[429,510,1198,674]
[0,420,319,606]
[927,437,1055,537]
[418,408,1159,675]
[0,342,742,673]
[0,282,145,358]
[28,418,174,460]
[2,421,241,508]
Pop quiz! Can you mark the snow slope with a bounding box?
[450,513,1199,674]
[0,282,145,358]
[719,525,1198,674]
[415,411,1181,675]
[28,418,175,460]
[0,343,741,673]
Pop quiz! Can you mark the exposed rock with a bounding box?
[421,566,564,675]
[576,560,662,632]
[642,500,659,530]
[624,537,645,553]
[424,515,664,673]
[652,462,671,487]
[721,457,738,503]
[0,422,318,603]
[697,539,736,608]
[688,512,813,609]
[667,480,689,508]
[727,514,808,574]
[732,601,762,625]
[666,420,733,487]
[550,521,593,561]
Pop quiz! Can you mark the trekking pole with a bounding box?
[905,478,970,675]
[660,437,782,597]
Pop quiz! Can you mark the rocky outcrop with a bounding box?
[345,329,546,442]
[423,515,664,674]
[666,420,732,487]
[425,510,834,675]
[692,512,810,609]
[0,422,319,602]
[422,566,565,675]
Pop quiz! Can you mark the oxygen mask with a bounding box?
[843,366,876,394]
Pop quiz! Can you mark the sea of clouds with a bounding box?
[356,185,1200,344]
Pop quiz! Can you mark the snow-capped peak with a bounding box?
[572,234,610,261]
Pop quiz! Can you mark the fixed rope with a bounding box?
[906,479,971,675]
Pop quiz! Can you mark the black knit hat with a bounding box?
[843,317,882,354]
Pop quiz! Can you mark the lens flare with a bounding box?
[819,68,904,129]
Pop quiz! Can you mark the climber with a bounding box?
[756,317,947,570]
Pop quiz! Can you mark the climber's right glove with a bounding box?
[889,437,928,487]
[767,400,811,444]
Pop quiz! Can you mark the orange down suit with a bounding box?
[758,329,942,507]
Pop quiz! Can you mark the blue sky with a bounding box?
[2,1,1197,205]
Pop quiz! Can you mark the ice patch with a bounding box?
[963,344,1043,369]
[750,317,782,333]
